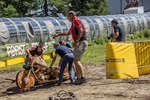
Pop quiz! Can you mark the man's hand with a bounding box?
[47,67,52,72]
[52,34,59,38]
[74,42,79,48]
[29,55,34,60]
[49,66,52,69]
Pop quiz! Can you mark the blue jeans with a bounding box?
[25,58,28,66]
[59,53,74,83]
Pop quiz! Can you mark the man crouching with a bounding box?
[49,43,74,86]
[25,41,45,68]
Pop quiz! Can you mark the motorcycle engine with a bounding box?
[39,73,45,81]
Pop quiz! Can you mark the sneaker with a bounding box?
[57,82,62,86]
[74,79,82,85]
[81,77,87,83]
[70,79,75,84]
[73,74,77,80]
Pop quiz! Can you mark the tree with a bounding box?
[0,0,109,17]
[36,0,109,17]
[45,0,109,16]
[70,0,109,16]
[33,0,70,17]
[0,0,38,17]
[49,0,70,16]
[17,0,38,17]
[0,5,18,17]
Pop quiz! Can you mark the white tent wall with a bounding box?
[0,12,150,45]
[21,22,34,42]
[0,21,9,45]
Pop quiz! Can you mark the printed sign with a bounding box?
[0,41,54,60]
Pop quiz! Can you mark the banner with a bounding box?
[0,41,55,60]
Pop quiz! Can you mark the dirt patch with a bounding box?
[0,64,150,100]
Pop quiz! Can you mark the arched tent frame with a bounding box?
[0,12,150,45]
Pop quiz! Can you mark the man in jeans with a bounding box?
[53,11,88,85]
[49,43,74,86]
[59,40,72,49]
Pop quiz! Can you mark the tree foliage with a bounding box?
[48,0,109,16]
[49,0,70,16]
[0,0,38,17]
[0,0,109,17]
[70,0,109,16]
[0,5,18,17]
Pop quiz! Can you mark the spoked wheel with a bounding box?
[16,69,35,90]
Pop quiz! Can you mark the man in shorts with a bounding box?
[53,11,88,85]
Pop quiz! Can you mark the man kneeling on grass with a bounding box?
[49,43,75,86]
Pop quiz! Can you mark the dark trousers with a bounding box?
[59,53,74,83]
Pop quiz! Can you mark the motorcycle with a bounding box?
[16,57,69,90]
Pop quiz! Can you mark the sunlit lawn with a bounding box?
[0,45,105,71]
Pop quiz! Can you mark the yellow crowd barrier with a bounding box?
[106,43,139,79]
[0,52,54,67]
[134,41,150,75]
[106,41,150,79]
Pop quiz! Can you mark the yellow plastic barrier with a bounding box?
[106,43,139,79]
[6,57,25,66]
[0,52,54,67]
[43,54,51,60]
[0,61,6,67]
[134,41,150,75]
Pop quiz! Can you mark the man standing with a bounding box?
[49,43,74,86]
[53,11,88,85]
[111,19,126,42]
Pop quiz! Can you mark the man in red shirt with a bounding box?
[53,11,88,85]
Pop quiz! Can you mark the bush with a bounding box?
[143,29,150,38]
[88,29,150,46]
[88,41,95,46]
[132,29,150,40]
[94,36,109,45]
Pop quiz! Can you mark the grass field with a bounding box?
[0,45,105,71]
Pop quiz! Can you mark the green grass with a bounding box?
[82,45,105,64]
[0,59,60,71]
[0,45,105,71]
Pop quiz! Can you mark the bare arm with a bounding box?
[53,30,71,38]
[26,47,36,57]
[76,28,83,42]
[49,55,57,69]
[41,51,44,59]
[112,32,119,41]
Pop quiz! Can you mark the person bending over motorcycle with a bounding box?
[49,43,74,86]
[59,40,76,76]
[25,41,45,67]
[59,40,72,49]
